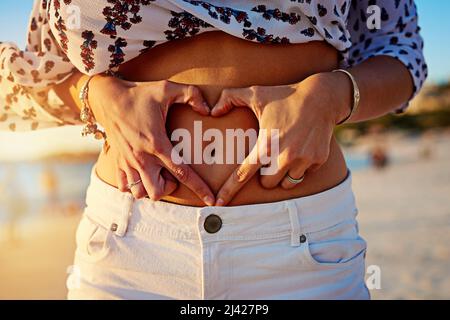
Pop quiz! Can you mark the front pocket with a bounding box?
[296,219,367,269]
[300,236,367,270]
[75,211,112,263]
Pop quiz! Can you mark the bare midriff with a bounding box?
[95,30,349,206]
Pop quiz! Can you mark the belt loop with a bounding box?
[113,194,134,237]
[286,201,302,247]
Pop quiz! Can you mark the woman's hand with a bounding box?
[88,75,215,205]
[210,72,351,206]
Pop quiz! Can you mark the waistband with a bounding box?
[84,165,358,243]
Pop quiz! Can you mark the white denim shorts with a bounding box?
[67,166,370,300]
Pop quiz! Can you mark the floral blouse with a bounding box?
[0,0,427,131]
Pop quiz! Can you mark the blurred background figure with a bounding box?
[418,130,435,160]
[39,164,60,215]
[0,167,28,245]
[368,124,390,170]
[370,145,389,169]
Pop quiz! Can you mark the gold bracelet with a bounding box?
[332,69,361,125]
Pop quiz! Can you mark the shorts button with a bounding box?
[204,214,222,234]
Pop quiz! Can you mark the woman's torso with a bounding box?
[95,30,348,206]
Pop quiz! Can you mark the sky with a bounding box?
[0,0,449,160]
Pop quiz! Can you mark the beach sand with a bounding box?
[0,214,80,299]
[352,131,450,300]
[0,132,449,300]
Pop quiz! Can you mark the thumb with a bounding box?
[211,87,252,117]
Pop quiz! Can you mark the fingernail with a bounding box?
[215,198,225,206]
[203,196,214,206]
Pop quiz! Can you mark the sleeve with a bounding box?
[345,0,428,113]
[0,0,82,132]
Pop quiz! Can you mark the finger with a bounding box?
[257,131,286,189]
[215,145,262,206]
[122,165,146,199]
[156,140,215,206]
[307,163,323,173]
[117,166,128,192]
[112,121,182,200]
[211,87,254,117]
[280,164,309,190]
[132,152,174,201]
[107,139,129,193]
[171,82,210,115]
[113,130,159,197]
[138,160,166,201]
[161,168,178,195]
[140,168,178,201]
[259,165,289,189]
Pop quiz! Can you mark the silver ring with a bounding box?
[286,174,305,185]
[126,179,142,190]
